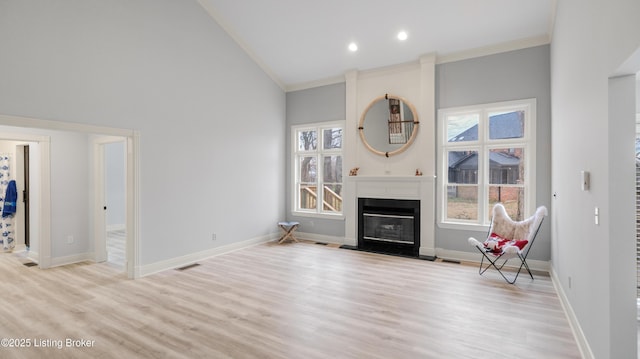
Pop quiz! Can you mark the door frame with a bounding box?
[0,114,140,279]
[0,132,49,267]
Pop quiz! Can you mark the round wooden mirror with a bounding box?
[358,94,419,157]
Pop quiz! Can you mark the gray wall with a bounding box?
[0,0,286,266]
[285,83,346,237]
[435,45,552,261]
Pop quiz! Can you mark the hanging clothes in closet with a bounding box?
[3,180,17,218]
[0,154,15,251]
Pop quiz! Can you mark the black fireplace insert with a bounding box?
[358,198,420,257]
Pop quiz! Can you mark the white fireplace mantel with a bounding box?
[344,175,436,258]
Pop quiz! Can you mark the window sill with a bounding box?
[437,221,489,233]
[292,211,345,221]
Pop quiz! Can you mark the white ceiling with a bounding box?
[198,0,555,91]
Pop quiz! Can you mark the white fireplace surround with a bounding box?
[338,56,436,258]
[344,175,436,258]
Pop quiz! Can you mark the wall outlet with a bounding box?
[212,233,217,241]
[67,235,74,244]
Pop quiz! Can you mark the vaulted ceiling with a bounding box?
[198,0,555,91]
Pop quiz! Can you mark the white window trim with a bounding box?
[292,121,345,219]
[437,98,536,231]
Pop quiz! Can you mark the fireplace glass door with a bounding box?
[363,213,414,244]
[358,198,420,257]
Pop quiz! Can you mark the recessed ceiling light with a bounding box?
[397,31,408,41]
[348,42,358,52]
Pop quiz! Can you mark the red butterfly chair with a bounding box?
[468,203,547,284]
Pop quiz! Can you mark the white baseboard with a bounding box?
[294,231,345,245]
[50,252,95,268]
[137,233,277,277]
[435,247,550,272]
[550,267,593,359]
[282,234,551,272]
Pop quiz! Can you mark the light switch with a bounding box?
[594,207,599,225]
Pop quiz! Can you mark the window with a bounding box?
[438,99,536,227]
[293,122,344,216]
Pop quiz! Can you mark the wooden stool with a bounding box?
[277,221,300,244]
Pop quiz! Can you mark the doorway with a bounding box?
[93,137,127,271]
[17,145,30,249]
[0,113,139,278]
[604,55,639,358]
[0,136,44,266]
[14,143,33,256]
[105,141,126,269]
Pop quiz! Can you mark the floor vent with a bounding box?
[441,259,461,264]
[176,263,200,271]
[418,255,437,261]
[23,262,38,267]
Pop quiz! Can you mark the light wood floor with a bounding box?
[106,229,125,268]
[0,241,581,359]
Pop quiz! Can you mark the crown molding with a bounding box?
[436,35,551,64]
[285,75,346,93]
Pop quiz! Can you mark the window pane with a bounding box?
[447,114,479,142]
[489,110,524,139]
[489,148,524,184]
[323,184,342,213]
[299,156,316,182]
[298,184,317,210]
[298,130,317,151]
[322,155,342,213]
[323,128,342,149]
[447,185,478,220]
[322,155,342,183]
[488,187,524,221]
[448,150,478,184]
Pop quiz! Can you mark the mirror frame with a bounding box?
[358,94,420,157]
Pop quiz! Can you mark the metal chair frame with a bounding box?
[471,205,546,284]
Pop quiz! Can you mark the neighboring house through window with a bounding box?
[438,99,536,228]
[292,122,344,217]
